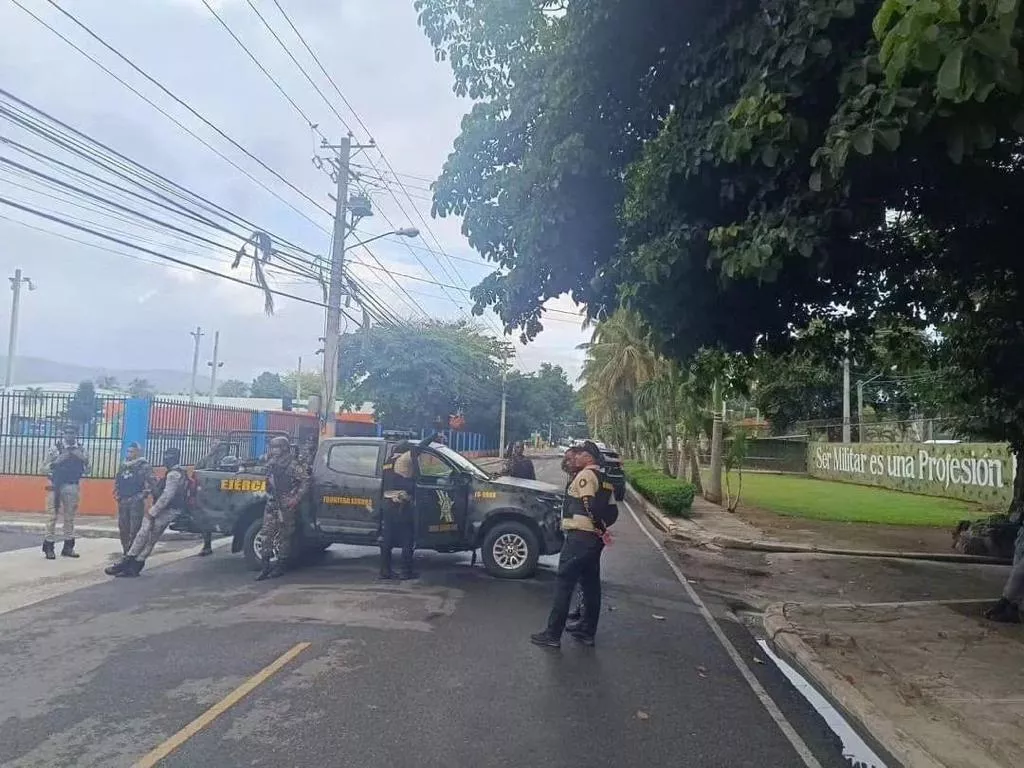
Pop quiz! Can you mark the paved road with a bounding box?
[0,531,40,553]
[0,459,853,767]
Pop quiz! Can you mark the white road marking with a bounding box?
[624,500,824,768]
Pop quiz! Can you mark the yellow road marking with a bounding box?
[132,642,311,767]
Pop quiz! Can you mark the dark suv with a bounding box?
[598,445,626,501]
[188,437,566,579]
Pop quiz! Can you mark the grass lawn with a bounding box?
[709,471,985,527]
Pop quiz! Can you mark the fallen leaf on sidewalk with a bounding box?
[635,710,650,721]
[652,614,666,621]
[753,657,765,665]
[696,665,708,678]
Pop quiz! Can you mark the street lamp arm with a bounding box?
[344,227,419,252]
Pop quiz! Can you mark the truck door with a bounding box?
[413,450,470,550]
[315,442,382,539]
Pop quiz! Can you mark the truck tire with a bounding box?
[241,517,270,572]
[481,520,540,580]
[614,484,625,502]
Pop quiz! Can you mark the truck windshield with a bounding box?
[433,444,490,480]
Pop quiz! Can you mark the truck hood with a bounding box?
[488,476,563,495]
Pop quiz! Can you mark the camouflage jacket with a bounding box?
[266,456,310,510]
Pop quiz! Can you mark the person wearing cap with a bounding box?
[379,428,440,580]
[531,440,615,649]
[255,436,310,581]
[505,441,536,480]
[113,442,153,555]
[40,424,91,560]
[105,447,187,578]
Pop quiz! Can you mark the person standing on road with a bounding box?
[531,440,615,649]
[193,441,233,556]
[105,447,187,578]
[255,436,310,582]
[113,442,152,555]
[505,441,536,480]
[40,424,90,560]
[379,431,439,580]
[985,520,1024,623]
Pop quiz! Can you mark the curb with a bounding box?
[762,602,945,768]
[627,484,1011,565]
[0,521,200,541]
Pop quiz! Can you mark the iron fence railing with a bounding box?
[0,390,127,478]
[146,399,260,466]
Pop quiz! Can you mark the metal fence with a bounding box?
[146,399,260,466]
[0,390,127,478]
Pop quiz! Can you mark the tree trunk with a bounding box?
[705,380,724,503]
[688,439,704,494]
[670,420,680,478]
[1010,447,1024,523]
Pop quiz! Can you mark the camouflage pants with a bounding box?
[259,502,296,562]
[1003,526,1024,607]
[117,497,146,554]
[44,483,80,542]
[127,507,178,562]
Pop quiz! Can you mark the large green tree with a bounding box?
[420,0,1024,514]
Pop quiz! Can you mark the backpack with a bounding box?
[597,503,619,529]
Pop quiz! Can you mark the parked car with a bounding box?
[571,440,626,501]
[184,436,566,579]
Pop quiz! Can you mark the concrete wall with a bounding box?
[807,442,1015,506]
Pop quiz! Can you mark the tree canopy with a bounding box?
[250,372,289,399]
[418,0,1024,495]
[217,379,249,397]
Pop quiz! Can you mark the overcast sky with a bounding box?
[0,0,588,386]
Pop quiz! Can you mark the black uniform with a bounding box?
[536,463,615,645]
[379,435,434,579]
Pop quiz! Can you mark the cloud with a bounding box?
[0,0,588,385]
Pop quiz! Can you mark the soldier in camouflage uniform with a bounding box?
[256,436,310,581]
[113,442,153,555]
[40,424,91,560]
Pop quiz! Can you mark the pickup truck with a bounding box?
[185,436,566,579]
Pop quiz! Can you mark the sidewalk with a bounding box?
[0,511,199,541]
[641,491,1007,564]
[765,600,1024,768]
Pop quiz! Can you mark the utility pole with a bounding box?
[296,355,303,400]
[706,379,724,504]
[188,326,204,403]
[842,354,852,443]
[320,136,352,437]
[499,367,508,455]
[856,380,864,442]
[4,269,33,389]
[206,330,223,406]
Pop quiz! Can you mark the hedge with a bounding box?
[624,461,696,518]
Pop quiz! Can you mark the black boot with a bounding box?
[61,539,80,558]
[379,546,396,580]
[255,555,274,581]
[268,559,288,579]
[117,558,144,577]
[42,541,56,560]
[105,555,134,576]
[984,598,1021,624]
[198,534,213,556]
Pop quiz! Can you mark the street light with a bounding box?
[5,269,34,389]
[347,227,419,252]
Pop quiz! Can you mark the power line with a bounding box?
[36,0,333,220]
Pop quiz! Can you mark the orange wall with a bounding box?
[0,477,117,516]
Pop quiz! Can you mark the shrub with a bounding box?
[624,461,696,518]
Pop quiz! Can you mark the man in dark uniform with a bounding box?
[531,440,615,648]
[379,430,440,580]
[193,441,232,556]
[505,441,536,480]
[113,442,153,555]
[256,436,310,581]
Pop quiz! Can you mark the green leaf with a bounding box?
[811,37,833,58]
[876,128,901,151]
[809,170,823,192]
[873,0,902,38]
[836,0,856,21]
[853,128,875,155]
[878,90,897,116]
[761,145,779,168]
[937,45,965,98]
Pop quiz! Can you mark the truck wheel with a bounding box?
[242,517,271,572]
[481,520,539,580]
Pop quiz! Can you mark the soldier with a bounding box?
[255,436,310,581]
[531,440,616,648]
[40,424,90,560]
[505,441,536,480]
[985,522,1024,623]
[105,447,187,577]
[113,442,152,555]
[379,431,437,580]
[194,441,232,556]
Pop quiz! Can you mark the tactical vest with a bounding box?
[382,451,416,497]
[562,466,615,530]
[115,460,149,499]
[153,467,187,508]
[51,447,86,486]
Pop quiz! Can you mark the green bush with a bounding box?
[624,461,696,518]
